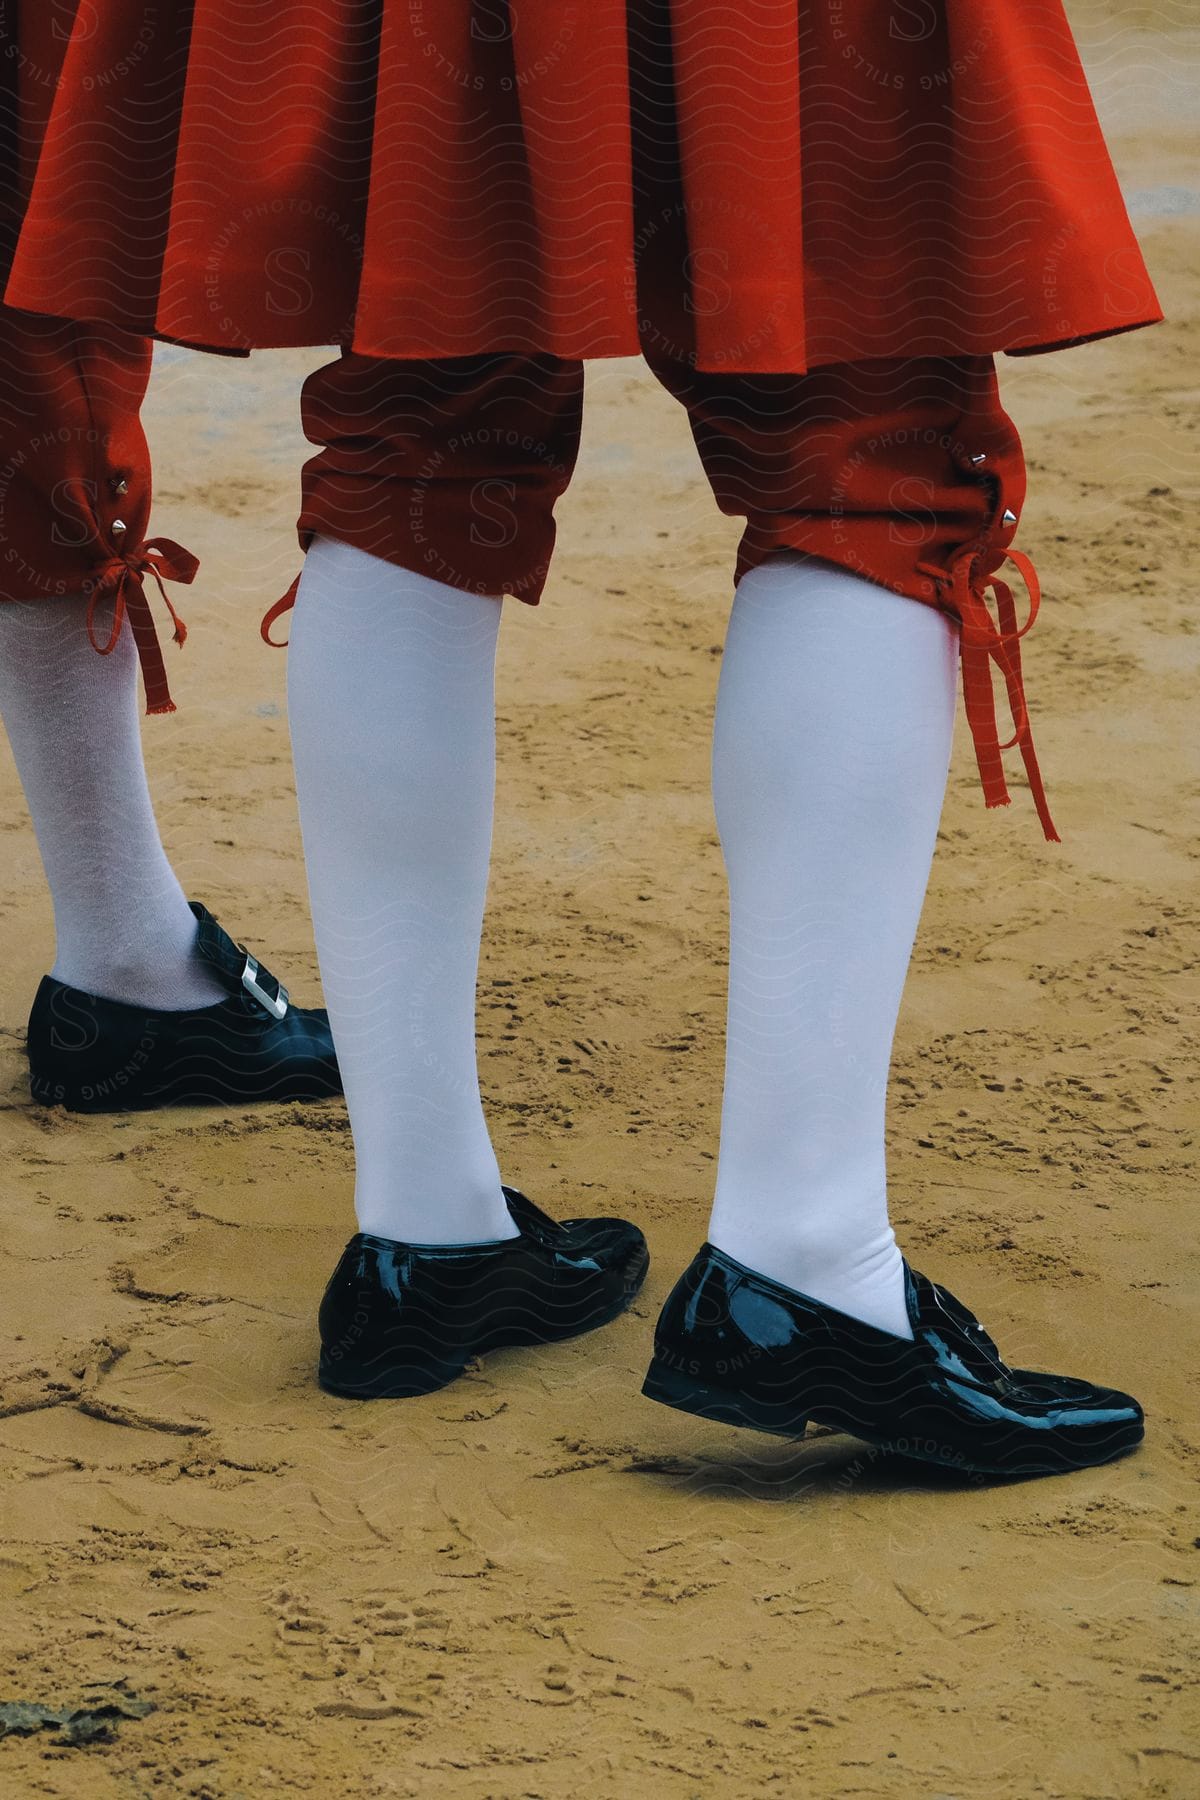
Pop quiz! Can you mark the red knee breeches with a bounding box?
[276,348,1057,841]
[0,307,199,713]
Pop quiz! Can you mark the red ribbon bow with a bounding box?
[918,543,1060,844]
[86,537,199,715]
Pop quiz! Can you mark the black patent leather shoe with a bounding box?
[642,1244,1144,1477]
[26,901,341,1112]
[318,1186,649,1398]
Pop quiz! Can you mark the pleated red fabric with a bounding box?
[5,0,1162,372]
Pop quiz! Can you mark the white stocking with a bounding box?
[0,595,226,1010]
[707,555,960,1338]
[286,536,516,1244]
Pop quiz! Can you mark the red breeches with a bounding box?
[283,345,1056,838]
[0,326,1058,838]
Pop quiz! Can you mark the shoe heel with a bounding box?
[641,1353,808,1439]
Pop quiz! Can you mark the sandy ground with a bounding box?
[1,7,1198,1796]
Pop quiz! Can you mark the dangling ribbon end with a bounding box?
[261,573,301,649]
[941,541,1062,844]
[95,538,198,718]
[1030,775,1061,844]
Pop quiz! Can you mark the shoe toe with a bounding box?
[971,1371,1143,1476]
[559,1210,642,1240]
[557,1213,648,1273]
[1011,1368,1145,1439]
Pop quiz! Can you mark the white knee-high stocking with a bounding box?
[0,595,227,1009]
[708,554,960,1339]
[286,535,516,1244]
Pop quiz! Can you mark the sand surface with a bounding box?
[1,6,1198,1795]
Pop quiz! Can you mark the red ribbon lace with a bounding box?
[260,573,301,649]
[86,537,199,715]
[917,543,1060,843]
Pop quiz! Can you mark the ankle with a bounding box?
[354,1172,518,1246]
[706,1217,912,1340]
[51,911,228,1011]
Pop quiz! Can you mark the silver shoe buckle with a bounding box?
[239,949,289,1019]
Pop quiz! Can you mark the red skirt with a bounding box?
[4,0,1162,372]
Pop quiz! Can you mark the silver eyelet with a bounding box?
[1001,508,1018,527]
[111,518,128,536]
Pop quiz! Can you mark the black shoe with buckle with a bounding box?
[641,1244,1144,1478]
[26,901,341,1113]
[318,1185,649,1398]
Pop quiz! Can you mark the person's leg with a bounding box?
[287,352,649,1397]
[637,353,1143,1476]
[284,352,583,1243]
[0,591,226,1009]
[645,351,1038,1338]
[0,307,224,1009]
[287,537,515,1243]
[0,306,341,1114]
[707,554,957,1338]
